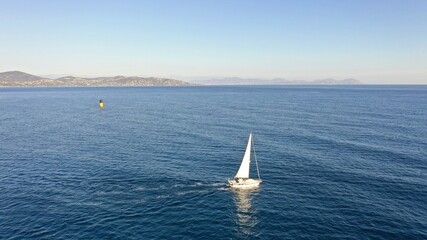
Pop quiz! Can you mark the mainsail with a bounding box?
[235,133,252,179]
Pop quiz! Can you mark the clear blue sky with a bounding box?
[1,0,426,83]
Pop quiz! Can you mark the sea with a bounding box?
[0,85,426,239]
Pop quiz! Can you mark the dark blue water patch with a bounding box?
[1,86,426,239]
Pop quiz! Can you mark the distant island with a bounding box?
[189,77,362,85]
[0,71,194,87]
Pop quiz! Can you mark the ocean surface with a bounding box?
[1,85,426,239]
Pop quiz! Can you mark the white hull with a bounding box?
[228,178,261,189]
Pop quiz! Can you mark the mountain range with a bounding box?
[0,71,193,87]
[189,77,362,85]
[0,71,363,87]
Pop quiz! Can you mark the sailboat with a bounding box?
[228,132,262,188]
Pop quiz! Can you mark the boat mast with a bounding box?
[252,134,261,180]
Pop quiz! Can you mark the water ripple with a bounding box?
[1,86,426,239]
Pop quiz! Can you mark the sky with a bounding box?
[0,0,426,84]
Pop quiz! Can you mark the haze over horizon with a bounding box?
[1,0,426,84]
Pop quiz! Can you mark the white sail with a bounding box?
[235,133,252,179]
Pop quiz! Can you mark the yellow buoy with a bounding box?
[99,99,104,109]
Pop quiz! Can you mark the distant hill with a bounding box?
[0,71,363,86]
[0,71,194,87]
[312,78,361,85]
[190,77,363,85]
[0,71,43,83]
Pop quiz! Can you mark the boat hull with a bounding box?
[228,178,261,189]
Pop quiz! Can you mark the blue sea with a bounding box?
[1,86,426,239]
